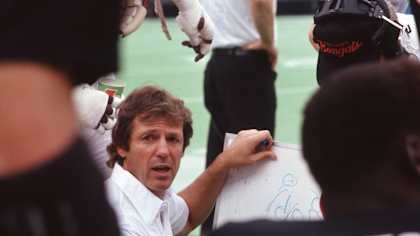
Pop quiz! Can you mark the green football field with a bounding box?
[118,15,318,235]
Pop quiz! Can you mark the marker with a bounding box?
[255,139,270,152]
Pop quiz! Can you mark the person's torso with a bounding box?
[202,0,277,48]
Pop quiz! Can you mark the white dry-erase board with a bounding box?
[213,133,322,229]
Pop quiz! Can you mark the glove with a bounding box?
[72,84,122,133]
[120,0,148,37]
[173,0,214,62]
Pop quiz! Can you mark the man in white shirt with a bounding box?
[200,0,278,233]
[108,164,189,235]
[71,0,215,179]
[106,86,276,236]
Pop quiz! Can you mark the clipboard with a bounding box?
[214,133,323,229]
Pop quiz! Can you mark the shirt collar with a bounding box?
[110,164,171,225]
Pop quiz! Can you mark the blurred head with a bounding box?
[302,59,420,214]
[107,86,193,198]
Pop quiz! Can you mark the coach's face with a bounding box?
[117,117,184,199]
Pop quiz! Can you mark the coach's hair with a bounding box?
[107,86,193,168]
[302,58,420,195]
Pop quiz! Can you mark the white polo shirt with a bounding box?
[202,0,277,48]
[106,164,189,236]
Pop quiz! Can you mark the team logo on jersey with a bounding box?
[318,40,363,58]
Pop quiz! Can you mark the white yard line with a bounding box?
[280,57,317,68]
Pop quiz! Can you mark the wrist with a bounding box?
[210,153,231,177]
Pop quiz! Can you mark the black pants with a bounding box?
[202,48,277,233]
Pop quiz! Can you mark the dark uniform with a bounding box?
[0,0,121,235]
[0,0,120,85]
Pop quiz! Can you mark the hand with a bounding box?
[72,84,122,133]
[243,41,278,71]
[120,0,148,37]
[218,129,276,169]
[176,6,214,62]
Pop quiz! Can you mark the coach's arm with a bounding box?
[176,130,276,235]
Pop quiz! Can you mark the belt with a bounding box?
[212,47,266,56]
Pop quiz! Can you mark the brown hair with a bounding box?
[107,86,193,168]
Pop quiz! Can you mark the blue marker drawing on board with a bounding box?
[214,134,323,228]
[266,173,322,220]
